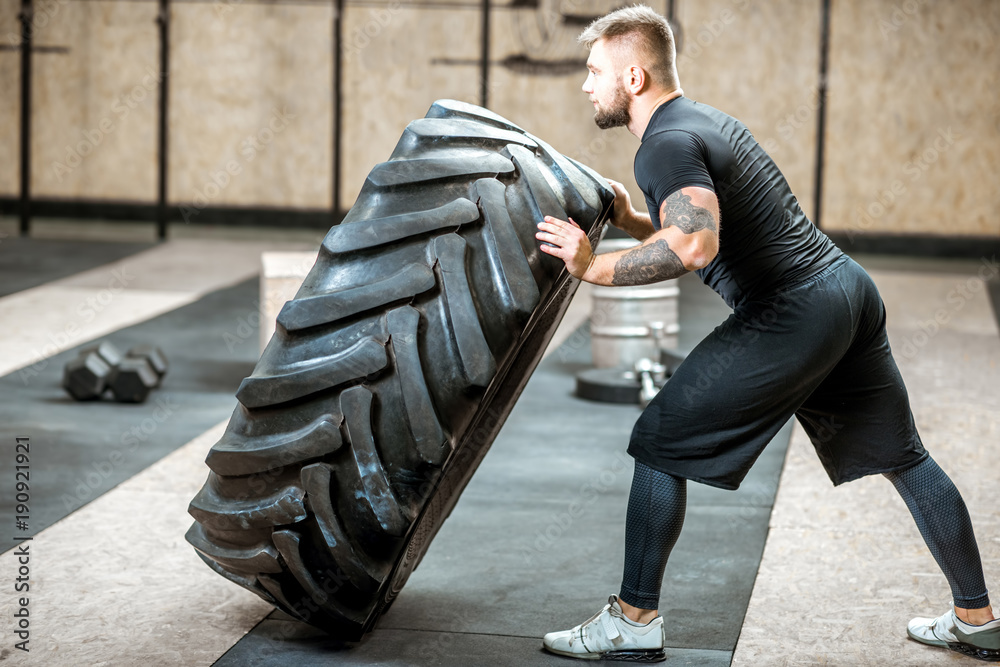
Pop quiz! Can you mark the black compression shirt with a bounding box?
[634,96,843,309]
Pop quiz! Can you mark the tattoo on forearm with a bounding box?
[611,240,687,286]
[662,191,717,233]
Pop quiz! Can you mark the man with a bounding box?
[534,5,998,663]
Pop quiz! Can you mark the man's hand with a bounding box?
[536,216,595,280]
[607,179,655,241]
[608,179,635,228]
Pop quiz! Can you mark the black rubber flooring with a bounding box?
[0,277,260,553]
[214,273,792,667]
[0,236,156,297]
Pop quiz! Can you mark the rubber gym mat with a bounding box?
[0,237,156,298]
[0,277,260,554]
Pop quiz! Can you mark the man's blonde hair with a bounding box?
[578,5,679,91]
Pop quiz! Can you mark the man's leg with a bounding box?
[618,460,687,624]
[541,461,685,661]
[886,456,1000,660]
[543,266,859,660]
[884,456,993,620]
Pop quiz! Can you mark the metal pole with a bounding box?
[332,0,343,218]
[156,0,170,240]
[18,0,32,237]
[480,0,490,108]
[813,0,831,229]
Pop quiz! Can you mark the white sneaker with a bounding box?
[542,594,665,662]
[907,608,1000,661]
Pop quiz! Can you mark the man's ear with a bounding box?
[626,65,646,95]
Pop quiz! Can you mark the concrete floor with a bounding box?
[0,221,997,666]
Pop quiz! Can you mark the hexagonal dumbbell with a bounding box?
[80,340,125,368]
[62,352,113,401]
[108,357,160,403]
[126,345,168,387]
[62,341,124,401]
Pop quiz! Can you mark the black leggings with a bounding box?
[885,456,990,609]
[619,456,989,610]
[619,461,686,610]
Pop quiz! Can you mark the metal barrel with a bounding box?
[590,239,680,368]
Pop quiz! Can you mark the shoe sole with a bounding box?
[948,642,1000,662]
[907,634,1000,662]
[544,647,667,662]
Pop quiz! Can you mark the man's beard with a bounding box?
[594,82,631,129]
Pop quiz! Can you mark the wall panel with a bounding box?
[0,0,20,197]
[31,1,159,201]
[169,1,333,210]
[339,4,481,210]
[823,0,1000,237]
[676,0,821,220]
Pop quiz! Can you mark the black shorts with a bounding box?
[628,255,927,489]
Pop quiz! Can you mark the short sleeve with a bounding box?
[634,130,715,228]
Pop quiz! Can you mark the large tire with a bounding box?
[185,99,614,639]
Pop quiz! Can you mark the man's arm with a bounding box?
[537,185,720,287]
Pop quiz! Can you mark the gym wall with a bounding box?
[0,0,22,195]
[1,0,997,243]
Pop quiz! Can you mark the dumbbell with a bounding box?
[62,341,124,401]
[126,345,168,381]
[62,342,168,403]
[108,346,168,403]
